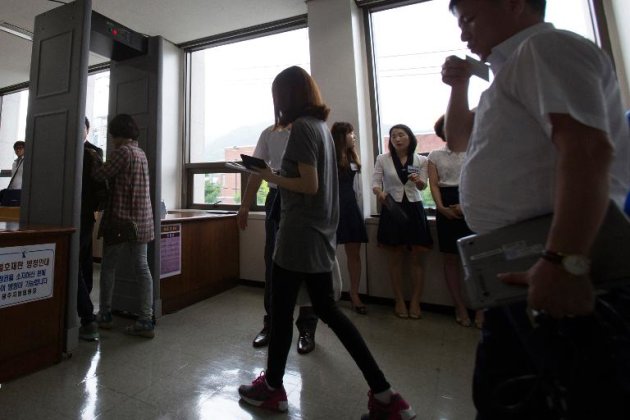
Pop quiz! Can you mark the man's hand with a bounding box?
[441,55,473,87]
[500,259,595,318]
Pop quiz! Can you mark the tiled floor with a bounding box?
[0,282,480,419]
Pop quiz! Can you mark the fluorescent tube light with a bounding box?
[0,22,33,41]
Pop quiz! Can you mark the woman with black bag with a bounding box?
[372,124,432,319]
[91,114,155,338]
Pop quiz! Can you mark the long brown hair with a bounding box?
[272,66,330,127]
[331,122,361,172]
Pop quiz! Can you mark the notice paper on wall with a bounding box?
[160,223,182,278]
[0,243,56,309]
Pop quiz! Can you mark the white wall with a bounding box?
[160,38,185,210]
[240,215,453,306]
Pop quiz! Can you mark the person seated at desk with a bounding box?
[9,141,25,190]
[0,141,25,207]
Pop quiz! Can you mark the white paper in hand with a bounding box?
[466,55,490,81]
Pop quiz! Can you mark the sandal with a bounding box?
[456,317,472,327]
[394,302,408,318]
[352,304,368,315]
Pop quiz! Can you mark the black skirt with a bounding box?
[435,186,473,254]
[337,169,368,244]
[377,194,432,248]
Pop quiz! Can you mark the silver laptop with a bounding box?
[457,201,630,309]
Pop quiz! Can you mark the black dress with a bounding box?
[336,166,368,244]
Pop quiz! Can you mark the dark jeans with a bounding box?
[474,287,630,420]
[77,216,96,325]
[263,188,318,333]
[266,263,390,392]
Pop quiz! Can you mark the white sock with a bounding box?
[265,378,276,391]
[374,388,394,404]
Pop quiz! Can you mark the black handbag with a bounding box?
[102,219,138,245]
[1,159,23,207]
[0,189,21,206]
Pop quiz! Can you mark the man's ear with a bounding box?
[506,0,527,15]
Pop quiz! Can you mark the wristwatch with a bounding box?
[540,249,591,276]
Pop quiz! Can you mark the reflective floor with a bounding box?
[0,282,480,419]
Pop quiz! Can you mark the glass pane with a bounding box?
[0,90,28,189]
[192,172,242,205]
[371,0,489,155]
[257,180,269,207]
[189,28,310,163]
[85,71,110,156]
[370,0,596,156]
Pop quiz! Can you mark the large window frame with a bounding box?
[181,15,308,211]
[359,0,611,210]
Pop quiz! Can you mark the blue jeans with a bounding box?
[99,241,154,321]
[473,287,630,419]
[266,263,389,392]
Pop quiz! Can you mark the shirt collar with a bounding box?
[487,22,555,75]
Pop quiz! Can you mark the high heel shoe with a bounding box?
[409,310,422,320]
[456,317,472,327]
[394,302,408,318]
[408,303,422,320]
[351,303,368,315]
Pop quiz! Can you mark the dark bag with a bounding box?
[0,189,21,206]
[384,194,409,225]
[102,219,138,245]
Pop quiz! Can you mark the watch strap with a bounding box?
[540,249,563,264]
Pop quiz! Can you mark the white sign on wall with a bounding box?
[0,243,55,309]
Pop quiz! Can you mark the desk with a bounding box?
[0,222,74,382]
[160,210,239,313]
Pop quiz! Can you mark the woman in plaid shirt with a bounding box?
[92,114,155,338]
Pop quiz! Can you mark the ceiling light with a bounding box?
[0,21,33,41]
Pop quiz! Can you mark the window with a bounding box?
[366,0,598,207]
[0,89,28,189]
[85,70,110,155]
[186,25,309,208]
[0,70,110,190]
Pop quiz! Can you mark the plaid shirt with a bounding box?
[93,141,154,243]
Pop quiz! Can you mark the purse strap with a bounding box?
[7,157,23,189]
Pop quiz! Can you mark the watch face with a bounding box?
[562,255,591,276]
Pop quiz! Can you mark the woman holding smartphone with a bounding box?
[238,66,415,419]
[372,124,432,319]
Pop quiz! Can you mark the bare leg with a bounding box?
[474,309,485,328]
[408,246,425,318]
[386,246,407,317]
[344,242,364,307]
[443,253,470,325]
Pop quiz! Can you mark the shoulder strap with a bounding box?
[7,158,23,189]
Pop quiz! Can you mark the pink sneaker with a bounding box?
[238,371,288,412]
[362,391,417,420]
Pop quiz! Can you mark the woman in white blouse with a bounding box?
[428,115,483,328]
[372,124,433,319]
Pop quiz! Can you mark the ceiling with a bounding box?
[0,0,307,90]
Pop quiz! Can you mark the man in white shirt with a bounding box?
[9,140,25,190]
[441,0,630,418]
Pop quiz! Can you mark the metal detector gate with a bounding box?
[22,0,162,350]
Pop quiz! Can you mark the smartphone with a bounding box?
[466,55,490,81]
[240,154,267,170]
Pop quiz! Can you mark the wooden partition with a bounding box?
[160,211,239,313]
[0,224,73,382]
